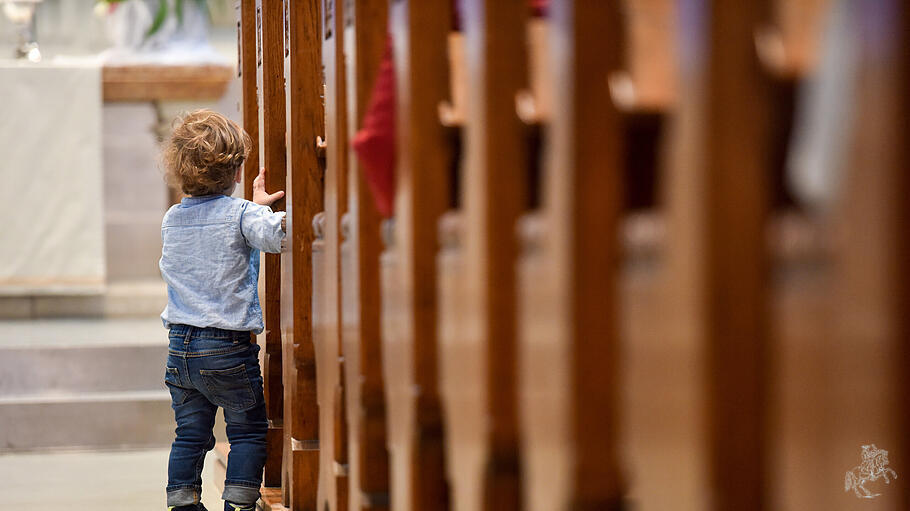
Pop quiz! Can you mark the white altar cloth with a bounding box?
[0,59,105,295]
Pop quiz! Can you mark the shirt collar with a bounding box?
[181,194,223,205]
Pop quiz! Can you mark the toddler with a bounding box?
[158,110,286,511]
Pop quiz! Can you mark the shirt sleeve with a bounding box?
[240,201,286,253]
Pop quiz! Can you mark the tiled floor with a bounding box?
[0,448,223,510]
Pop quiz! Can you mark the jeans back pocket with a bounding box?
[199,364,257,412]
[165,366,191,406]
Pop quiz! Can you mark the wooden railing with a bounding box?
[225,1,910,510]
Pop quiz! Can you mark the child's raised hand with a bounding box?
[252,167,286,206]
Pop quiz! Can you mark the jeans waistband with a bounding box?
[168,324,252,341]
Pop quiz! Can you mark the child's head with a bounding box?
[163,109,251,196]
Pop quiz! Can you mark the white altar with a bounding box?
[0,0,237,314]
[0,58,105,295]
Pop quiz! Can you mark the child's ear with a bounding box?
[234,167,242,184]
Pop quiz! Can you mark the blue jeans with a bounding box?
[165,325,268,510]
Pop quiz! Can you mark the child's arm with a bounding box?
[241,166,287,253]
[241,203,286,253]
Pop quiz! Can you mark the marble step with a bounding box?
[0,318,227,451]
[0,280,168,319]
[0,318,172,451]
[0,344,167,395]
[0,390,174,451]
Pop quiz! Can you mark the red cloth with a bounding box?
[529,0,548,17]
[355,1,549,217]
[352,37,396,218]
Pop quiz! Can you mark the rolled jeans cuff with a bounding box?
[166,486,201,506]
[223,483,261,505]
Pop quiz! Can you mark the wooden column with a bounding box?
[315,0,350,509]
[518,1,625,510]
[341,0,391,510]
[239,0,259,200]
[824,0,910,507]
[382,1,452,510]
[282,0,324,509]
[436,1,527,511]
[895,2,910,506]
[256,0,287,488]
[669,0,774,508]
[703,2,773,510]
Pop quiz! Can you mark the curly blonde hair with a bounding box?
[163,109,251,196]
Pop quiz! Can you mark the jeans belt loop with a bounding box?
[184,325,193,345]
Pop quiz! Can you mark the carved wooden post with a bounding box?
[822,0,910,507]
[282,0,324,508]
[255,0,287,489]
[667,0,774,508]
[341,0,391,509]
[436,1,527,510]
[517,2,625,510]
[382,1,452,510]
[312,211,329,506]
[703,3,773,510]
[239,0,259,200]
[315,0,350,509]
[894,3,910,506]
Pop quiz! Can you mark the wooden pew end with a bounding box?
[313,212,327,240]
[316,136,328,159]
[440,31,468,128]
[608,71,638,112]
[754,26,789,77]
[438,211,463,250]
[516,89,544,125]
[439,100,465,128]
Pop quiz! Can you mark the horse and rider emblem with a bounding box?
[845,444,897,499]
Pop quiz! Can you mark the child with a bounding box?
[158,109,286,511]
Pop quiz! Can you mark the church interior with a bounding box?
[1,0,909,510]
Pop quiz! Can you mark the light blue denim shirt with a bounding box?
[159,194,286,334]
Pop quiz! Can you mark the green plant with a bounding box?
[96,0,209,38]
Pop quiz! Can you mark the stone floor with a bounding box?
[0,448,223,510]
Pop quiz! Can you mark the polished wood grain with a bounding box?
[382,2,453,511]
[824,2,910,509]
[281,0,324,508]
[240,0,259,201]
[256,0,288,488]
[518,2,625,510]
[341,1,391,509]
[895,6,910,507]
[436,2,527,511]
[315,0,350,509]
[669,0,775,508]
[230,2,910,510]
[705,2,774,509]
[101,64,233,101]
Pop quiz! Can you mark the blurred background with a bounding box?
[0,1,238,508]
